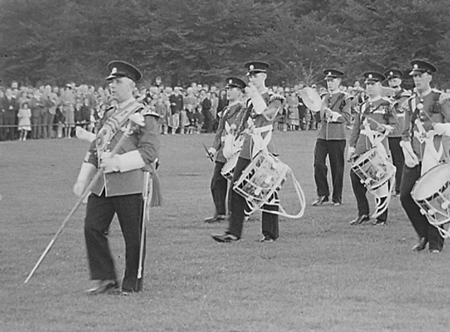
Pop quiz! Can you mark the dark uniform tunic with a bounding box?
[209,102,245,216]
[400,90,450,251]
[227,91,284,240]
[313,91,351,204]
[349,97,398,221]
[387,88,411,193]
[84,98,159,292]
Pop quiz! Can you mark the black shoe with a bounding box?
[429,249,441,253]
[332,201,341,206]
[85,280,118,295]
[312,196,329,206]
[259,236,275,243]
[204,214,226,223]
[211,233,239,243]
[349,214,370,225]
[412,237,427,252]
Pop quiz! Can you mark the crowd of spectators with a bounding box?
[0,79,370,142]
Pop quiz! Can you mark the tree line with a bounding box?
[1,0,450,88]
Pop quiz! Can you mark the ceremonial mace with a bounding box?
[24,114,146,284]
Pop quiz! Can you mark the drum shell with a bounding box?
[351,148,395,190]
[233,151,289,207]
[411,163,450,226]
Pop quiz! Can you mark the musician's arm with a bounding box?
[212,116,225,151]
[434,99,450,136]
[349,108,361,148]
[333,97,352,123]
[401,99,413,142]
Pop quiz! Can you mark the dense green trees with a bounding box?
[1,0,449,87]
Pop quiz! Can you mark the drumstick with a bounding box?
[202,142,214,162]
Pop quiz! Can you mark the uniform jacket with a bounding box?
[402,90,450,162]
[350,97,398,157]
[318,91,351,140]
[388,88,411,137]
[239,91,284,160]
[2,96,18,118]
[86,98,160,197]
[212,102,245,163]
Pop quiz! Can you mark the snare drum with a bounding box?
[233,151,289,208]
[221,152,239,181]
[411,163,450,227]
[351,148,396,190]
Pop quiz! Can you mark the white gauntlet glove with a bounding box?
[347,147,356,162]
[73,162,97,197]
[400,141,419,168]
[434,123,450,136]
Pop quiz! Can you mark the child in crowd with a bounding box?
[194,104,204,134]
[17,102,32,141]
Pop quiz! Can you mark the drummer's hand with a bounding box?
[377,124,392,134]
[245,83,259,98]
[207,147,216,159]
[347,147,356,162]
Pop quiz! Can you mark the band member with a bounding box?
[212,61,284,243]
[73,61,160,294]
[312,69,351,206]
[384,69,411,195]
[399,60,450,253]
[204,77,246,223]
[347,71,398,226]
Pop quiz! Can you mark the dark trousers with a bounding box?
[400,164,444,250]
[350,169,388,221]
[84,193,145,292]
[227,157,279,239]
[388,137,404,193]
[4,114,16,140]
[313,139,346,203]
[210,161,230,216]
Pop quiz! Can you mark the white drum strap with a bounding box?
[361,121,389,161]
[369,176,395,219]
[250,124,273,158]
[414,120,443,175]
[250,166,306,219]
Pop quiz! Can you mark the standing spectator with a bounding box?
[30,90,45,139]
[0,89,5,141]
[210,91,219,131]
[80,98,91,130]
[2,88,19,140]
[61,84,76,138]
[200,89,213,133]
[217,89,228,113]
[17,102,32,141]
[42,85,57,139]
[169,87,183,134]
[286,88,299,131]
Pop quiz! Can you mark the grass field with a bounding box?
[1,131,450,332]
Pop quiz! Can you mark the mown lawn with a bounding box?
[1,131,449,332]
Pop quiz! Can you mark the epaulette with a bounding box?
[268,93,286,103]
[140,106,160,118]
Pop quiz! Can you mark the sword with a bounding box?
[202,142,214,162]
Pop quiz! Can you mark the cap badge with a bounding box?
[414,64,418,69]
[390,71,393,75]
[328,72,332,75]
[368,74,373,79]
[249,65,254,70]
[229,79,233,84]
[112,67,117,74]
